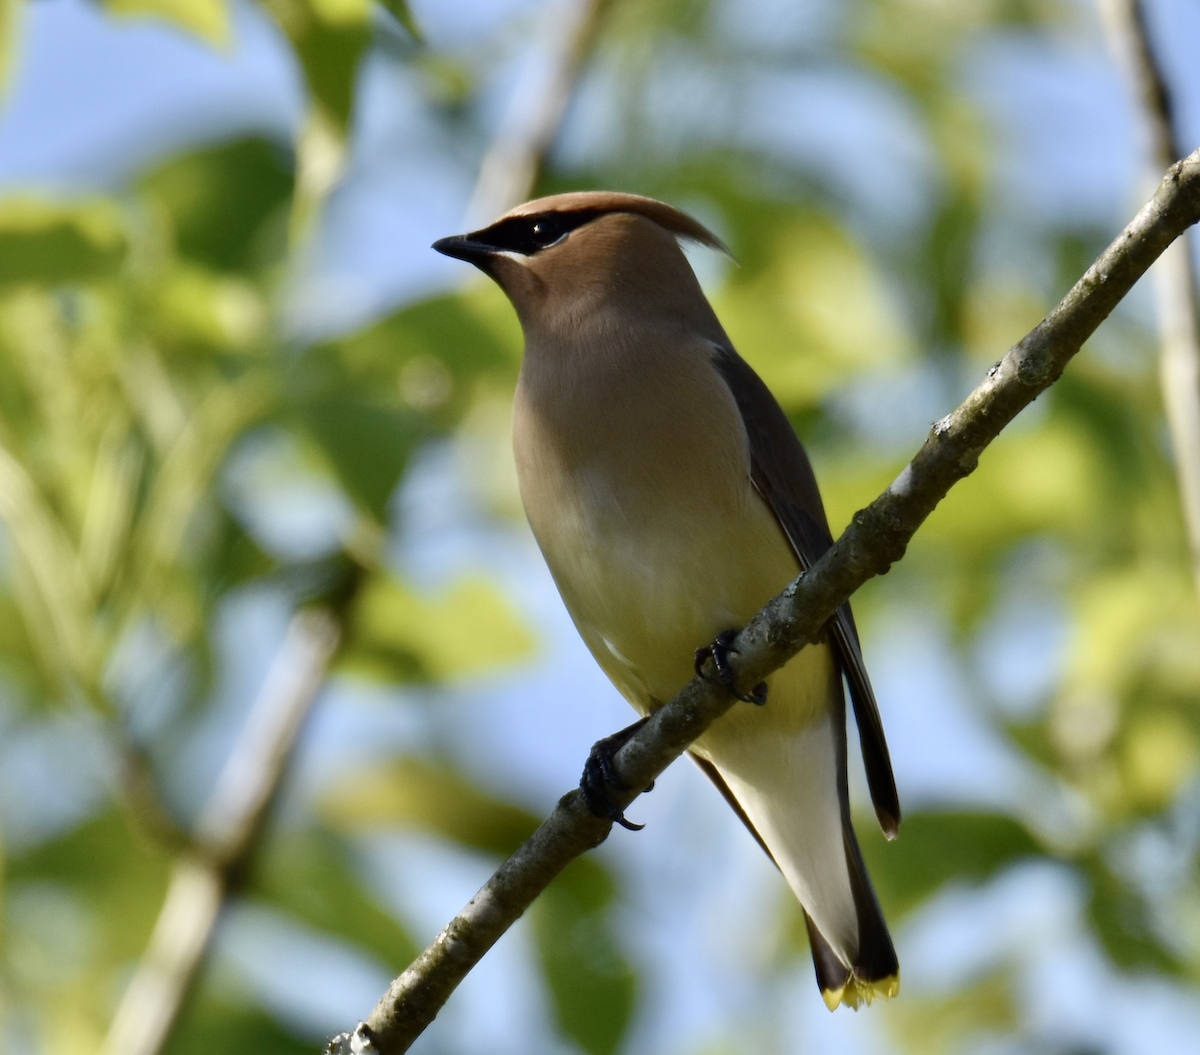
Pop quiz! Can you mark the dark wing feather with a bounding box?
[710,343,900,838]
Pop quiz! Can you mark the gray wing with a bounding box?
[710,342,900,838]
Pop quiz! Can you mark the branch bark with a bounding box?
[100,606,342,1055]
[326,148,1200,1055]
[1100,0,1200,594]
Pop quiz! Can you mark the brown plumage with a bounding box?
[433,191,900,1009]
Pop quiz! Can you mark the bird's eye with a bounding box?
[530,217,566,248]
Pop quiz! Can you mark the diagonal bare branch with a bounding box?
[326,148,1200,1055]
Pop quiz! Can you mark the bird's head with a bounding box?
[433,191,729,334]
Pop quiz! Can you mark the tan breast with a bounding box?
[513,324,801,710]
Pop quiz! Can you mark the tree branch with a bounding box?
[1101,0,1200,593]
[325,149,1200,1055]
[100,606,342,1055]
[465,0,615,226]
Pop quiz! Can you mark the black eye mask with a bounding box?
[474,209,604,256]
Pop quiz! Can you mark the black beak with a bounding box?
[432,234,498,270]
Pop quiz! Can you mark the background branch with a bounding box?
[327,148,1200,1055]
[1100,0,1200,593]
[465,0,614,225]
[100,606,342,1055]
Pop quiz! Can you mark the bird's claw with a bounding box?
[695,629,768,705]
[580,717,652,830]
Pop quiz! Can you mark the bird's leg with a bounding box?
[695,629,768,705]
[580,715,654,831]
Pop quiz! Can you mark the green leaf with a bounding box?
[321,284,523,407]
[295,387,422,519]
[165,990,313,1055]
[377,0,421,40]
[1082,852,1182,974]
[140,138,294,273]
[713,208,915,407]
[885,972,1018,1055]
[343,573,535,682]
[262,0,371,133]
[102,0,231,46]
[0,586,46,701]
[148,265,268,351]
[248,826,417,969]
[0,0,21,99]
[5,808,171,963]
[316,757,540,857]
[208,508,275,592]
[0,198,127,286]
[859,810,1041,917]
[532,858,636,1055]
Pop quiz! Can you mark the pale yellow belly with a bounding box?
[512,335,832,738]
[529,459,829,740]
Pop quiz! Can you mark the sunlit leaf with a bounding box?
[327,285,521,396]
[343,573,535,682]
[261,0,370,132]
[5,809,170,963]
[0,198,127,286]
[921,418,1106,560]
[289,106,347,244]
[316,757,539,856]
[1065,567,1200,702]
[0,0,21,98]
[150,265,268,351]
[714,209,915,406]
[1120,710,1198,812]
[79,425,143,600]
[128,374,277,631]
[885,972,1018,1055]
[102,0,231,46]
[0,441,95,684]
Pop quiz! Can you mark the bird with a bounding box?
[432,191,899,1010]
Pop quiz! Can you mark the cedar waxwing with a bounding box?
[432,191,899,1010]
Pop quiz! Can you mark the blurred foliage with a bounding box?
[166,992,314,1055]
[532,858,637,1055]
[860,811,1043,917]
[0,1,1198,1054]
[885,973,1020,1055]
[317,756,542,854]
[343,574,535,681]
[102,0,231,46]
[247,824,419,967]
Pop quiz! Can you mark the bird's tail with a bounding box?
[691,697,898,1010]
[802,831,899,1010]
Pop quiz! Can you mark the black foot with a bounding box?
[581,716,652,831]
[694,629,768,705]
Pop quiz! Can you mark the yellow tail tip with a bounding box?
[822,971,900,1011]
